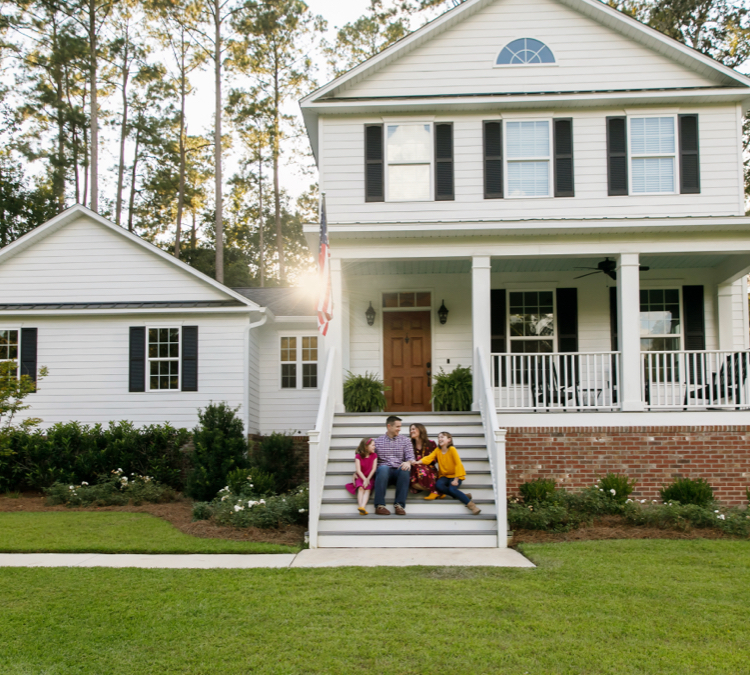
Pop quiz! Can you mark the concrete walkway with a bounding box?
[0,548,534,569]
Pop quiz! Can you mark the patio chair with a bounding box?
[530,356,578,409]
[687,352,749,407]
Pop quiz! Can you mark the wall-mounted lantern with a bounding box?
[365,302,376,326]
[437,300,449,325]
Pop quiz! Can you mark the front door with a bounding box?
[383,311,432,412]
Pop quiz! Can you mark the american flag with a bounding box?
[317,194,333,336]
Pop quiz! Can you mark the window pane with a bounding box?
[399,292,415,307]
[632,157,674,193]
[388,164,430,201]
[640,290,681,338]
[631,117,675,155]
[641,337,680,351]
[509,291,555,339]
[386,124,431,162]
[150,360,179,390]
[302,336,318,362]
[506,121,550,159]
[280,337,296,362]
[302,363,318,389]
[507,161,549,197]
[416,292,431,307]
[510,340,554,353]
[383,293,398,308]
[0,329,18,361]
[281,363,297,389]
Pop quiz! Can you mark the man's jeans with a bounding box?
[435,476,470,505]
[374,465,410,508]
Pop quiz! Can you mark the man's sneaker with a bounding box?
[375,506,390,516]
[394,505,406,516]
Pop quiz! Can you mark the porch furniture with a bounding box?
[686,351,749,407]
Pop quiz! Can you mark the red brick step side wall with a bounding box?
[505,426,750,505]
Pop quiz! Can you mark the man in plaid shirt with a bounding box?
[373,415,415,516]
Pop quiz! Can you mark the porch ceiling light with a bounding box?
[365,301,376,326]
[438,300,449,325]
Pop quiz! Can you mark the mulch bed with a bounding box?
[0,492,305,547]
[511,515,740,545]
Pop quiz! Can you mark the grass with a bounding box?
[1,539,748,674]
[0,512,300,555]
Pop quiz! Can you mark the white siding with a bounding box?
[0,216,228,303]
[257,322,322,434]
[247,327,261,434]
[9,313,248,429]
[338,0,718,99]
[321,105,743,224]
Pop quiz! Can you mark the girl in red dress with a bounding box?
[408,423,440,499]
[345,438,378,515]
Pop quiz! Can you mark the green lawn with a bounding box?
[1,539,748,674]
[0,512,300,554]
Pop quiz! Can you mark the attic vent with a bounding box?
[496,38,555,65]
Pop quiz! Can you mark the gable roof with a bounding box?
[301,0,750,156]
[233,287,317,317]
[0,204,260,310]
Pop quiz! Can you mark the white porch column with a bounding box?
[617,253,644,411]
[472,256,492,411]
[329,257,345,412]
[717,283,736,350]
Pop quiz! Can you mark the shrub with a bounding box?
[596,473,637,504]
[1,421,190,492]
[508,500,588,532]
[0,360,48,458]
[45,470,176,507]
[211,484,309,529]
[248,433,301,495]
[660,477,714,507]
[624,501,750,538]
[343,372,388,413]
[431,366,472,412]
[186,403,249,502]
[192,501,213,521]
[519,478,557,503]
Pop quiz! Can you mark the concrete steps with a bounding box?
[316,412,499,548]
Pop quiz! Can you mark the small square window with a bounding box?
[302,363,318,389]
[281,364,297,389]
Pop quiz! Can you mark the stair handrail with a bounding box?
[307,347,337,549]
[475,347,508,549]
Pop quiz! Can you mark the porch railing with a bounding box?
[642,350,750,409]
[491,352,621,410]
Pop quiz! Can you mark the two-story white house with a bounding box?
[299,0,750,547]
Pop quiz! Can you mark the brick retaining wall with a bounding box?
[505,426,750,505]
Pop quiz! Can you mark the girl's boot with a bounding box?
[466,500,481,515]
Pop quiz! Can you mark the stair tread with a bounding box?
[321,498,494,504]
[320,513,496,520]
[327,470,491,476]
[318,530,495,536]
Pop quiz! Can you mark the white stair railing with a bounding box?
[306,347,337,549]
[476,348,507,549]
[642,350,750,409]
[491,351,620,410]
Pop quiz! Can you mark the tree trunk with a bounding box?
[273,56,285,282]
[190,210,197,250]
[89,0,98,212]
[115,32,129,227]
[174,31,187,259]
[213,0,224,283]
[258,137,264,288]
[65,64,81,203]
[127,122,141,232]
[53,22,66,209]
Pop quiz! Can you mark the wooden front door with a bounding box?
[383,311,432,412]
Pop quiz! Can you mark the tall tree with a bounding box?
[232,0,322,283]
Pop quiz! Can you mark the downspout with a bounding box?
[244,309,268,436]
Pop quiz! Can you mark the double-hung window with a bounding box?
[0,329,19,377]
[505,121,551,198]
[509,291,555,353]
[280,336,318,389]
[629,117,676,194]
[386,123,432,201]
[640,289,681,351]
[148,327,180,391]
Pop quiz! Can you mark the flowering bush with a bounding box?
[193,483,309,529]
[659,477,714,508]
[508,499,588,532]
[595,473,637,504]
[518,478,558,503]
[45,469,176,507]
[623,500,750,538]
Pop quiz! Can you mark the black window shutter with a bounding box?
[435,123,454,201]
[483,121,503,199]
[554,118,574,197]
[679,114,700,194]
[20,327,37,386]
[364,124,384,202]
[556,288,578,352]
[609,287,618,351]
[490,289,506,353]
[682,286,705,350]
[129,327,146,393]
[182,326,199,391]
[607,117,628,196]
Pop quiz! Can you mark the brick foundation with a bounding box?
[506,426,750,505]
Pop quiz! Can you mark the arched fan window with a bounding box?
[496,38,555,65]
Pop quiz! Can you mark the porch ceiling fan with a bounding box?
[573,257,649,281]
